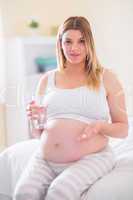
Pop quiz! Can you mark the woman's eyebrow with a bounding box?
[64,37,72,40]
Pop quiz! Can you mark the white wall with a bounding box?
[0,11,6,150]
[86,0,133,116]
[1,0,89,36]
[0,11,5,90]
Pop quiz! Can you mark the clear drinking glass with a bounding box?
[30,95,47,130]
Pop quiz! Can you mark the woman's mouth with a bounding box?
[69,53,80,57]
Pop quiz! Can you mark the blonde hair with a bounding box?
[56,16,103,91]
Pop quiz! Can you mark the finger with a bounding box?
[27,110,39,116]
[77,133,88,141]
[27,110,39,118]
[26,104,38,112]
[28,116,39,120]
[27,112,32,116]
[39,106,47,112]
[81,133,88,139]
[92,128,98,134]
[83,127,93,137]
[27,112,37,118]
[84,126,91,133]
[29,100,36,105]
[26,107,31,112]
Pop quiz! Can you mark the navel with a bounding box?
[54,143,60,148]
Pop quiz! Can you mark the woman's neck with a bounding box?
[64,62,85,75]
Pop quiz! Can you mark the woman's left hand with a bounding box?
[77,121,104,142]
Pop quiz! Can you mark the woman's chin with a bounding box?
[68,59,84,65]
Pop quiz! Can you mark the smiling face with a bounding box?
[61,29,87,65]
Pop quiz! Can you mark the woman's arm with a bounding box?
[100,68,128,138]
[99,121,128,138]
[78,69,128,141]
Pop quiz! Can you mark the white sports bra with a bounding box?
[43,70,110,123]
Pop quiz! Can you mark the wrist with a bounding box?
[98,121,108,134]
[99,121,110,135]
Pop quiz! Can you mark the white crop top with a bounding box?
[42,70,110,123]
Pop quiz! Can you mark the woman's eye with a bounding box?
[65,40,71,44]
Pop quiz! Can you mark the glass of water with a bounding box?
[30,95,47,130]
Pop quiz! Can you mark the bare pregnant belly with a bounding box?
[40,119,108,163]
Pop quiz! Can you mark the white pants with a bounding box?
[13,146,115,200]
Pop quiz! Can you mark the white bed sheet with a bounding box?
[0,118,133,200]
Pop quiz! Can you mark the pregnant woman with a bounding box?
[13,16,128,200]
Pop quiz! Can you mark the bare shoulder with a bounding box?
[36,69,57,95]
[102,68,123,96]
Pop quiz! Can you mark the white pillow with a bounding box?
[0,139,40,197]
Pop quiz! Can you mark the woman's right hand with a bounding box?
[27,100,41,120]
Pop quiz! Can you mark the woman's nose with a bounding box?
[71,44,79,51]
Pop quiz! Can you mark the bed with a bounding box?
[0,118,133,200]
